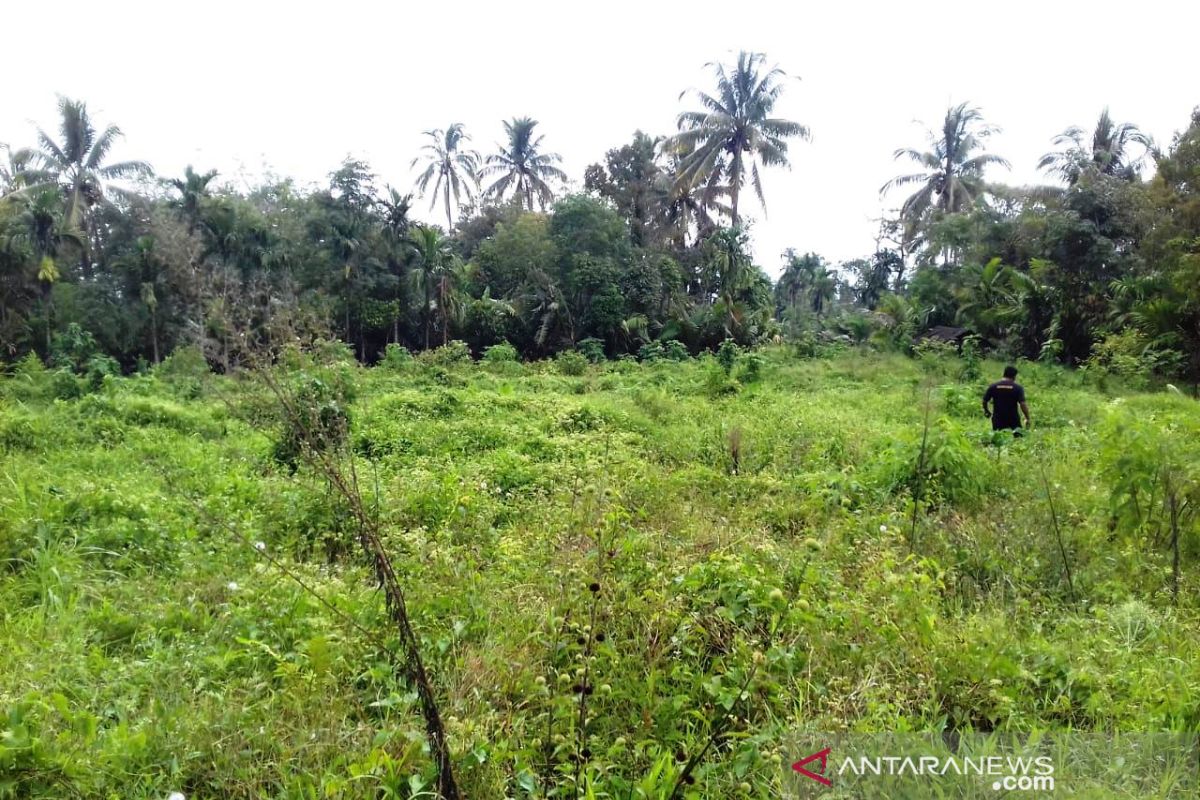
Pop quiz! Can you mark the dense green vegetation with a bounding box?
[2,53,1199,386]
[2,344,1198,797]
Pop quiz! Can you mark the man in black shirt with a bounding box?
[983,365,1031,433]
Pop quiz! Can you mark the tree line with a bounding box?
[1,52,1198,384]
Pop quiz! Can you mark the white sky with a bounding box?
[3,0,1197,276]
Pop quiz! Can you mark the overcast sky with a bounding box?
[3,1,1196,276]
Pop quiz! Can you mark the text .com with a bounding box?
[992,774,1055,792]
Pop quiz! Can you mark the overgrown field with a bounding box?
[2,345,1199,798]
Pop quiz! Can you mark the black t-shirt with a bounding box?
[984,379,1025,429]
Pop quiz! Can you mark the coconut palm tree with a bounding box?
[379,188,414,343]
[777,251,837,316]
[809,262,837,315]
[881,103,1010,238]
[657,145,728,248]
[1,143,41,196]
[670,51,809,227]
[5,188,84,350]
[24,97,152,272]
[167,166,218,233]
[411,123,480,230]
[482,118,567,211]
[407,225,459,348]
[1038,109,1152,184]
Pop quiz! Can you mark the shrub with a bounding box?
[0,411,42,453]
[559,406,603,433]
[1087,330,1183,387]
[737,351,766,383]
[837,313,875,345]
[941,385,979,418]
[380,343,414,370]
[310,337,358,366]
[704,366,740,397]
[662,339,690,361]
[914,339,956,377]
[155,345,210,398]
[791,332,819,358]
[870,417,991,508]
[716,339,740,375]
[3,353,49,402]
[416,340,471,366]
[637,341,665,362]
[576,338,606,364]
[556,350,588,376]
[157,345,209,379]
[271,371,353,471]
[50,368,84,400]
[960,335,983,381]
[46,324,120,393]
[482,342,519,363]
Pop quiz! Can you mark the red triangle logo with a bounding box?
[792,747,832,786]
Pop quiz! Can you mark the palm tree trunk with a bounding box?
[445,185,453,231]
[440,277,449,346]
[729,155,742,227]
[81,216,96,282]
[393,280,401,345]
[151,307,160,364]
[44,291,53,355]
[424,277,432,350]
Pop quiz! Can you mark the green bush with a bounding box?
[0,411,43,453]
[791,331,819,358]
[662,339,690,361]
[270,372,353,470]
[482,342,519,363]
[555,350,588,376]
[50,368,84,400]
[416,340,472,366]
[637,341,664,362]
[914,339,957,377]
[870,417,991,507]
[576,337,606,363]
[3,353,49,402]
[380,343,414,370]
[704,365,740,397]
[1087,330,1183,387]
[960,335,983,381]
[309,337,358,366]
[737,351,766,383]
[716,339,740,374]
[155,345,210,398]
[156,345,209,381]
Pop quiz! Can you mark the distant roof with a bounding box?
[921,325,970,343]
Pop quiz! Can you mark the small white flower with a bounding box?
[880,524,888,533]
[227,581,239,592]
[168,793,186,800]
[254,541,266,552]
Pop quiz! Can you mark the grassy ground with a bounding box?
[1,345,1198,798]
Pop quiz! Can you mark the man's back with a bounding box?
[984,378,1025,430]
